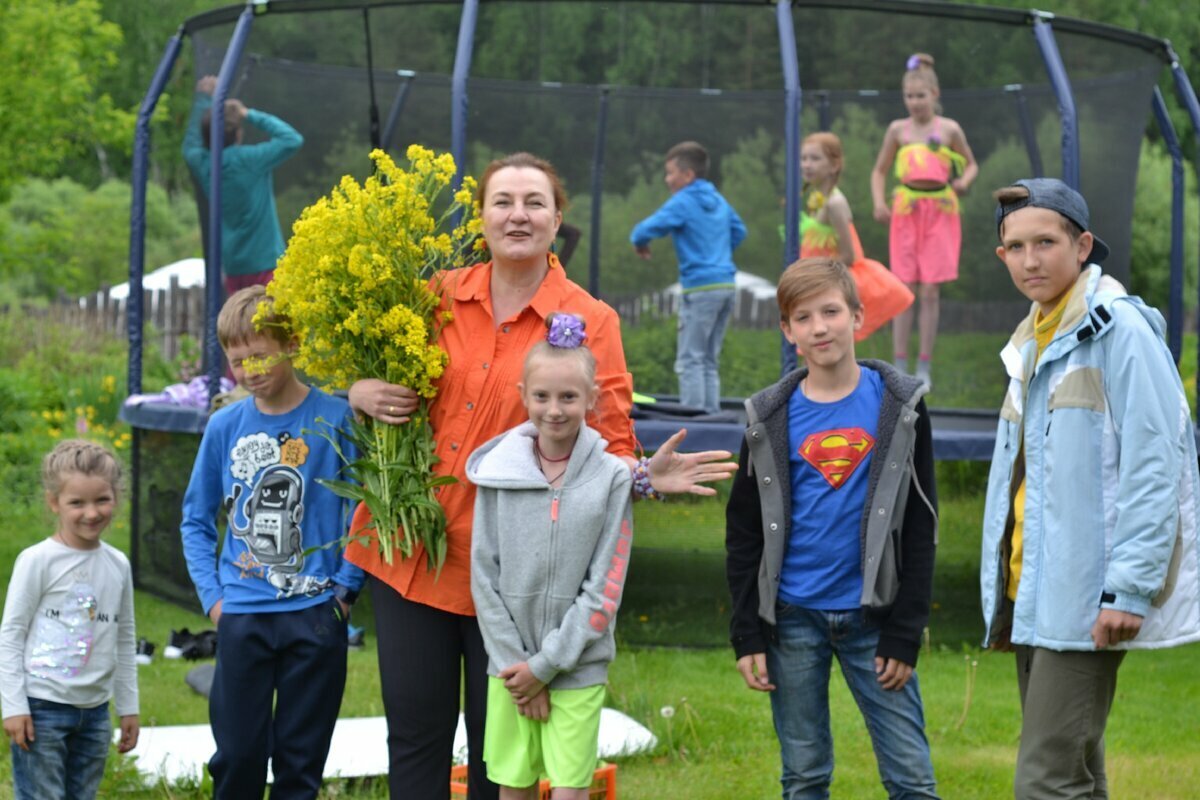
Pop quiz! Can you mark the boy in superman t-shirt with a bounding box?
[725,257,940,798]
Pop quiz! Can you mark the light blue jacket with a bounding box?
[981,265,1200,651]
[629,179,746,290]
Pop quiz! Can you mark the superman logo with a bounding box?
[800,428,875,488]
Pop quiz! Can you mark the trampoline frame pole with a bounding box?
[128,32,184,396]
[1031,13,1080,190]
[381,70,417,154]
[777,0,802,378]
[204,7,256,404]
[1151,86,1185,364]
[451,0,480,194]
[1169,55,1200,422]
[1007,85,1045,178]
[362,8,382,150]
[588,87,611,299]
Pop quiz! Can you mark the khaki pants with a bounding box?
[1013,646,1125,800]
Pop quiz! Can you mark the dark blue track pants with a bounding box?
[208,600,348,799]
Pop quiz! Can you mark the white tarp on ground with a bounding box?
[104,258,206,301]
[118,710,657,785]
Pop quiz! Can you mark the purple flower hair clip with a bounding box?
[906,54,922,71]
[547,314,587,349]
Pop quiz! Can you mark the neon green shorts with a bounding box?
[483,677,605,789]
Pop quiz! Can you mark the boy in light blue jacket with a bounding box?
[630,141,747,414]
[983,178,1200,798]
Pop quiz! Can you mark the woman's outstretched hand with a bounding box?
[349,379,419,424]
[648,429,737,496]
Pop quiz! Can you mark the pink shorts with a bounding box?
[889,191,960,285]
[222,269,275,300]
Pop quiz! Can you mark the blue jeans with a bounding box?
[675,287,734,413]
[10,698,111,800]
[767,604,939,800]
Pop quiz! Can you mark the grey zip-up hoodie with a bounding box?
[468,421,633,689]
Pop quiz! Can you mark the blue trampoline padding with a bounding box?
[119,402,209,434]
[634,408,1003,461]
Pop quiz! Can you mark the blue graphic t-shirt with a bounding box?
[181,388,363,614]
[779,367,883,610]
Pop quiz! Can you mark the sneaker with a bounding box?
[135,638,156,666]
[181,630,218,660]
[348,624,366,649]
[915,364,932,392]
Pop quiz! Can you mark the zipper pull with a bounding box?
[551,496,559,522]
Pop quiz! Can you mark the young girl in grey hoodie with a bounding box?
[468,313,633,799]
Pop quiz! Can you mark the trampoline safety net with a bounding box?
[132,0,1170,645]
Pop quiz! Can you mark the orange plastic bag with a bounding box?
[846,226,913,341]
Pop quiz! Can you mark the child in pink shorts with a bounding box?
[871,53,977,390]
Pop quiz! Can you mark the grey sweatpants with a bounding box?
[1013,646,1125,800]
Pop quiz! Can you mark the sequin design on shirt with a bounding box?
[29,582,97,678]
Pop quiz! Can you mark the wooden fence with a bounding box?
[610,287,780,329]
[26,277,207,362]
[609,288,1039,333]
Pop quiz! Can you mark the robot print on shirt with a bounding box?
[224,431,332,599]
[800,427,875,488]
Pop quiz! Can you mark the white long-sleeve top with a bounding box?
[0,538,138,718]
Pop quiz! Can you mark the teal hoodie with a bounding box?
[468,421,633,689]
[182,94,303,277]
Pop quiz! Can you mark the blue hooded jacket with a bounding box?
[630,179,747,291]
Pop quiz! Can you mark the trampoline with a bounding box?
[122,0,1200,626]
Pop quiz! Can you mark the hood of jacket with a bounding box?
[467,420,610,491]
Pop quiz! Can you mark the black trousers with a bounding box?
[371,576,497,800]
[208,600,348,799]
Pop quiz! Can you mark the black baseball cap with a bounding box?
[995,178,1110,264]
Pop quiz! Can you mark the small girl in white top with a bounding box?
[0,439,139,800]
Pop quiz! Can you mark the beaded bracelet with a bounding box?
[633,457,664,501]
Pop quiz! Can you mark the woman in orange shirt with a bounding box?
[347,152,735,799]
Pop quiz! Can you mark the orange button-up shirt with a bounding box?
[345,255,637,615]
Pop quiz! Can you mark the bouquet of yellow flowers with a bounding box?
[264,145,482,571]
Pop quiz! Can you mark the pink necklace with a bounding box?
[534,439,571,463]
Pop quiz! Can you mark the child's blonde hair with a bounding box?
[802,131,844,186]
[902,52,943,114]
[523,313,598,388]
[777,257,861,320]
[217,285,291,350]
[42,439,123,498]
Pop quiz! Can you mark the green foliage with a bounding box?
[1130,140,1200,310]
[0,177,198,299]
[0,0,134,200]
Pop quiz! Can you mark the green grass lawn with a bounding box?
[1,317,1197,798]
[1,480,1197,799]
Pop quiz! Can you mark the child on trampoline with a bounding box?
[1,440,139,800]
[630,140,747,414]
[799,131,912,341]
[726,258,939,799]
[469,313,633,800]
[871,53,977,389]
